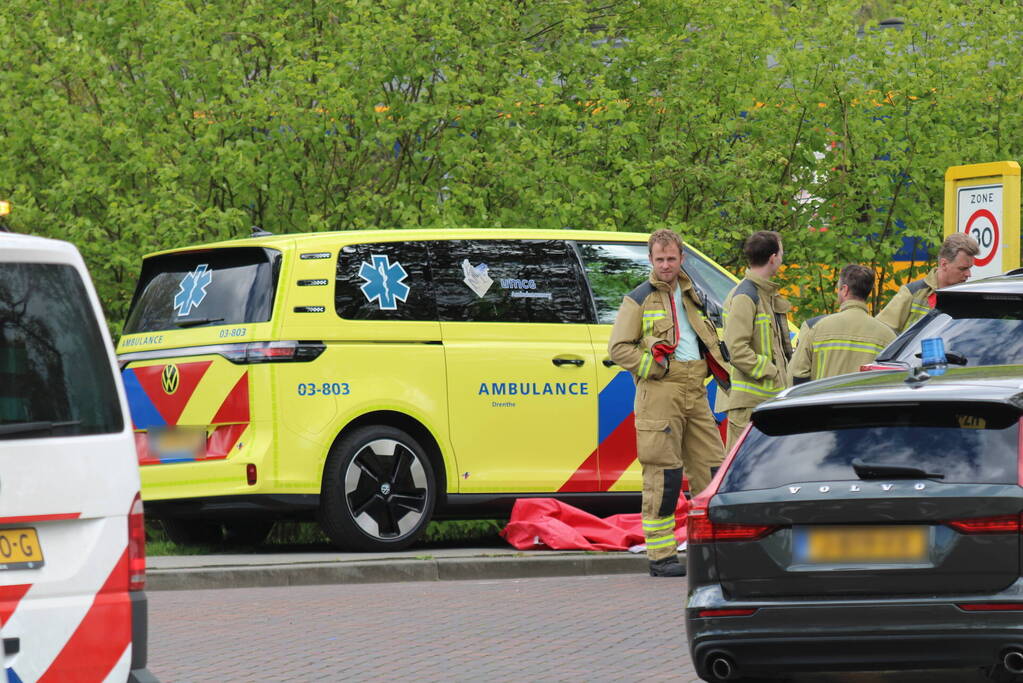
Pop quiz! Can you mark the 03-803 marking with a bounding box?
[297,382,350,397]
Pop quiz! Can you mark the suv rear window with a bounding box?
[123,247,280,333]
[880,296,1023,366]
[0,264,123,438]
[721,402,1020,491]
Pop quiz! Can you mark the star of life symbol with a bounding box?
[174,264,212,316]
[358,254,410,310]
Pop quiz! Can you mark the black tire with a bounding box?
[318,425,436,552]
[161,518,224,546]
[222,520,274,547]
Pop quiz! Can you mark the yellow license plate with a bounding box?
[151,427,207,460]
[0,528,43,570]
[798,525,928,564]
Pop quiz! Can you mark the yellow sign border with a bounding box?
[944,161,1021,274]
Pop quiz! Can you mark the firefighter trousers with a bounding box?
[634,359,725,562]
[725,406,753,452]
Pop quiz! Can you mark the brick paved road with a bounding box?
[148,575,989,683]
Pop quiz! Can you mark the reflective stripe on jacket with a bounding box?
[790,300,897,381]
[722,271,793,409]
[875,269,938,334]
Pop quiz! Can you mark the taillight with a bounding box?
[687,507,777,543]
[957,603,1023,611]
[945,514,1022,534]
[687,508,714,543]
[118,340,325,367]
[128,493,146,591]
[859,362,902,372]
[220,341,325,364]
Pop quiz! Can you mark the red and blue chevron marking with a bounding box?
[559,371,727,493]
[121,361,249,464]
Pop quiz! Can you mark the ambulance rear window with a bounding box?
[0,264,122,438]
[124,248,281,333]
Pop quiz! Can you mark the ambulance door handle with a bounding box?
[552,358,584,367]
[602,359,617,368]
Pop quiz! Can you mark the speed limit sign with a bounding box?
[964,208,999,266]
[945,162,1020,280]
[957,184,1003,277]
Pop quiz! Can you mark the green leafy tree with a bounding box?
[0,0,1021,329]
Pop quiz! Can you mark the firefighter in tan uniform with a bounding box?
[790,264,896,383]
[875,232,979,333]
[608,229,730,578]
[722,231,792,450]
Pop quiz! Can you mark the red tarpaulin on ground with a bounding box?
[500,496,689,551]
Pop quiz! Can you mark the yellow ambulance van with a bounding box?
[116,229,739,550]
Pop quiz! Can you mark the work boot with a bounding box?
[648,556,686,577]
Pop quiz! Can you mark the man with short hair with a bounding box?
[608,229,730,577]
[876,232,980,333]
[721,231,792,449]
[790,264,896,383]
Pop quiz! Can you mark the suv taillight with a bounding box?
[687,507,777,543]
[945,514,1022,534]
[128,493,146,591]
[859,362,902,372]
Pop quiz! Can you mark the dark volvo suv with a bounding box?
[686,364,1023,682]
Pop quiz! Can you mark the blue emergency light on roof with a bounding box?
[905,337,947,385]
[921,337,947,367]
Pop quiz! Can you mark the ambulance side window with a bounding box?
[430,240,590,324]
[577,242,732,326]
[335,241,436,321]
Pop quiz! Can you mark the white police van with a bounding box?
[0,233,155,682]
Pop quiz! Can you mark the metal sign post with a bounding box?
[944,161,1021,279]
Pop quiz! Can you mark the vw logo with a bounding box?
[380,483,391,496]
[161,364,180,395]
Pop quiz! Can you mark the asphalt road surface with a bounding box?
[148,574,991,682]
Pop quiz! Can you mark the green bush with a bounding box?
[1,0,1017,325]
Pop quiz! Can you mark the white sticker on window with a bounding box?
[461,259,493,298]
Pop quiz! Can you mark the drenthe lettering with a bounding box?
[478,382,589,396]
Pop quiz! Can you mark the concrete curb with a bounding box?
[147,552,658,591]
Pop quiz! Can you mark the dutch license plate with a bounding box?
[795,525,929,564]
[151,427,206,460]
[0,528,43,570]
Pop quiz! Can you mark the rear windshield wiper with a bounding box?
[852,458,944,480]
[175,317,225,328]
[0,420,82,438]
